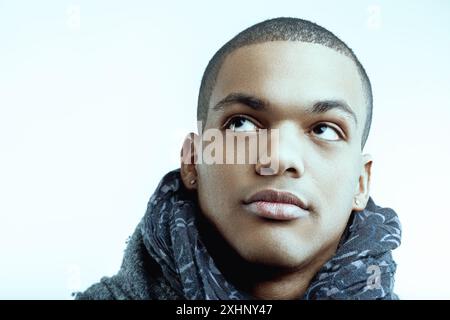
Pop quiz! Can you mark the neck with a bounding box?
[248,265,315,300]
[195,209,338,300]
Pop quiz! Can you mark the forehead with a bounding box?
[209,41,366,124]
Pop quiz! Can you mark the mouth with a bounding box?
[242,189,309,221]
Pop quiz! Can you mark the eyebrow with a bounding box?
[213,92,358,125]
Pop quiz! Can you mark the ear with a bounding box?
[180,132,199,191]
[352,154,373,211]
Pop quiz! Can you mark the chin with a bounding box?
[237,234,315,269]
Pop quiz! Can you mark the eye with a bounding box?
[311,123,341,141]
[225,116,258,132]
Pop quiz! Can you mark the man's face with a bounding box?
[193,41,369,269]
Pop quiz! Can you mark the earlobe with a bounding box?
[352,154,373,211]
[180,132,199,191]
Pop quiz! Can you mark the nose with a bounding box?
[255,123,305,178]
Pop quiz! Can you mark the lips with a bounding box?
[242,189,309,221]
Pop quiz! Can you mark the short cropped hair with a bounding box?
[197,17,373,148]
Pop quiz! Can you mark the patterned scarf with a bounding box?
[140,169,402,300]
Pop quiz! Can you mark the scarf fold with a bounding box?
[75,169,401,300]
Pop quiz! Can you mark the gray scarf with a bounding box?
[74,169,401,300]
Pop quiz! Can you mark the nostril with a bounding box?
[285,167,301,178]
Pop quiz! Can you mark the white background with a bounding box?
[1,0,449,299]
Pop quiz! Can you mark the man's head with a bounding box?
[198,17,373,149]
[180,18,373,279]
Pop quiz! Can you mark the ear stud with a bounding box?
[190,179,196,185]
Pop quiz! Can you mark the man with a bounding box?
[75,17,401,300]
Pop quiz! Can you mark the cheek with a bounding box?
[196,164,243,221]
[310,153,359,217]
